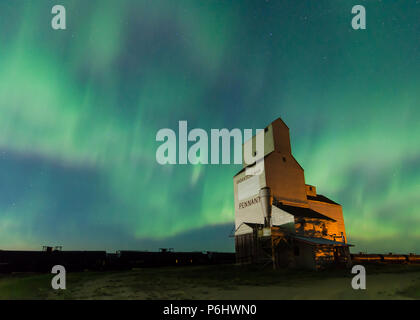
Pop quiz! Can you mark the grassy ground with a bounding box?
[1,264,420,300]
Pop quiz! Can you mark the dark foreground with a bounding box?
[1,264,420,300]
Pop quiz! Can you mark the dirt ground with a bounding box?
[1,264,420,300]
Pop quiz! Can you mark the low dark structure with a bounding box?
[0,248,235,273]
[351,253,420,264]
[0,250,107,273]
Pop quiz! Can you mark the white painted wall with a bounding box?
[271,205,295,227]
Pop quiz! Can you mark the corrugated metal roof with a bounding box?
[243,222,264,228]
[275,203,336,221]
[307,194,340,205]
[293,235,352,246]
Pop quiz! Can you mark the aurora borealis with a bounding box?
[0,1,419,253]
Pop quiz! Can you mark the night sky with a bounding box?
[0,1,419,253]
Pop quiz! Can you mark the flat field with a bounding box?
[1,264,420,300]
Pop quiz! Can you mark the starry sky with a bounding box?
[0,0,419,253]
